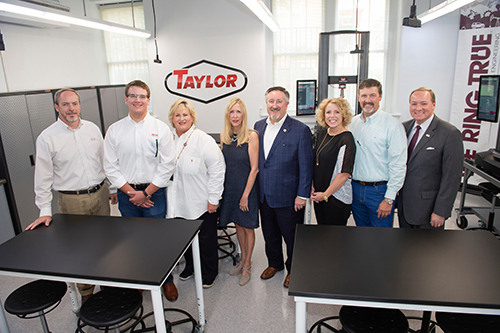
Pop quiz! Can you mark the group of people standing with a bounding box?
[26,77,464,305]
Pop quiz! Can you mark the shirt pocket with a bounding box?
[183,156,201,175]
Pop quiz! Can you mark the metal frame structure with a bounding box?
[318,30,370,114]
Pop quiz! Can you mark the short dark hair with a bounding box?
[125,80,151,98]
[359,78,382,95]
[54,88,80,105]
[265,86,290,103]
[409,87,436,104]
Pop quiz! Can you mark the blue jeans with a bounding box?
[117,188,172,284]
[118,188,166,218]
[351,181,394,228]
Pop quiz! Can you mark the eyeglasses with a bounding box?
[127,94,148,100]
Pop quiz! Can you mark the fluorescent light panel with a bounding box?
[420,0,476,24]
[0,0,151,38]
[240,0,279,32]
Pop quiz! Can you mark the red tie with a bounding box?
[408,125,420,159]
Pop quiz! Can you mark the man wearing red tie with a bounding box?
[398,87,464,229]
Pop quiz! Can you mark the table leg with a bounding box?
[67,282,80,315]
[420,311,431,333]
[151,288,167,333]
[192,234,206,332]
[0,297,10,333]
[296,300,307,333]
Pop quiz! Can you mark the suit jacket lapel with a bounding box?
[408,116,438,163]
[267,116,291,160]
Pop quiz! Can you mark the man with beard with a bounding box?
[26,88,115,304]
[254,86,313,288]
[348,79,407,227]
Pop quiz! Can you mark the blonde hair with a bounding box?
[315,98,352,128]
[221,98,252,146]
[168,98,197,128]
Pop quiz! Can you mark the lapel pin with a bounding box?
[284,129,287,132]
[425,134,430,137]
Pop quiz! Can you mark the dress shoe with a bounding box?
[283,273,291,288]
[260,266,284,280]
[163,281,178,302]
[81,294,93,305]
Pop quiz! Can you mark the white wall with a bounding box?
[397,7,460,123]
[0,0,109,92]
[143,0,270,134]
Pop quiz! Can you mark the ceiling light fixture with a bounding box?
[420,0,476,24]
[240,0,279,32]
[0,0,151,38]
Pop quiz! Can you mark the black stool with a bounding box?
[309,306,410,333]
[76,287,144,333]
[4,279,67,333]
[436,311,500,333]
[129,308,197,332]
[340,306,409,333]
[218,222,239,265]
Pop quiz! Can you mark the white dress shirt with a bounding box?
[104,113,175,189]
[34,118,106,217]
[407,114,434,147]
[167,125,225,220]
[263,114,287,159]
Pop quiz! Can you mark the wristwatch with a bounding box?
[384,197,394,205]
[143,190,152,200]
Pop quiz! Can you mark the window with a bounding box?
[272,0,325,112]
[100,2,149,85]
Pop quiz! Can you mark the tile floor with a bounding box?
[0,192,494,332]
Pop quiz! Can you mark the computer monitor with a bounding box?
[296,80,317,116]
[477,75,500,123]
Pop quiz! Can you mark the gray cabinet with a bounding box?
[0,92,56,230]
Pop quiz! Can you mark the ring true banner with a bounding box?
[450,0,500,179]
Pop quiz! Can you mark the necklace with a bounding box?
[231,133,238,142]
[315,131,335,166]
[175,126,196,167]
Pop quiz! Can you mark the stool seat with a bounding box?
[339,306,409,333]
[5,280,67,316]
[79,288,142,328]
[436,312,500,333]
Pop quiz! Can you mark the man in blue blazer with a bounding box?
[398,87,463,229]
[254,86,313,288]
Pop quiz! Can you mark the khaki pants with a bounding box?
[58,183,110,296]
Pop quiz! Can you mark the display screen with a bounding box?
[477,75,500,123]
[296,80,317,116]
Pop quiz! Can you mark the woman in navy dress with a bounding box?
[311,98,356,225]
[219,98,259,286]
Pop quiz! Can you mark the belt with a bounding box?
[130,183,150,191]
[353,180,388,186]
[59,180,105,195]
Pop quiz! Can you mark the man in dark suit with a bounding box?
[398,87,464,229]
[254,86,313,288]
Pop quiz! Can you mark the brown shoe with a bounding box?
[81,294,93,305]
[260,266,284,280]
[163,281,178,302]
[283,273,291,288]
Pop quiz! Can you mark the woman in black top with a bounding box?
[311,98,356,225]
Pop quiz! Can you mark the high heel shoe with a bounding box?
[229,264,243,276]
[239,266,251,286]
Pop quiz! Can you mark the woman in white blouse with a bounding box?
[167,98,225,288]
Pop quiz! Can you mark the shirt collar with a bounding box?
[266,113,288,126]
[127,112,149,124]
[57,117,82,130]
[412,114,434,132]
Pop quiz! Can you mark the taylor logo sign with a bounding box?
[165,60,248,104]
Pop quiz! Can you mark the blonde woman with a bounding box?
[219,98,259,286]
[310,98,356,225]
[167,98,225,288]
